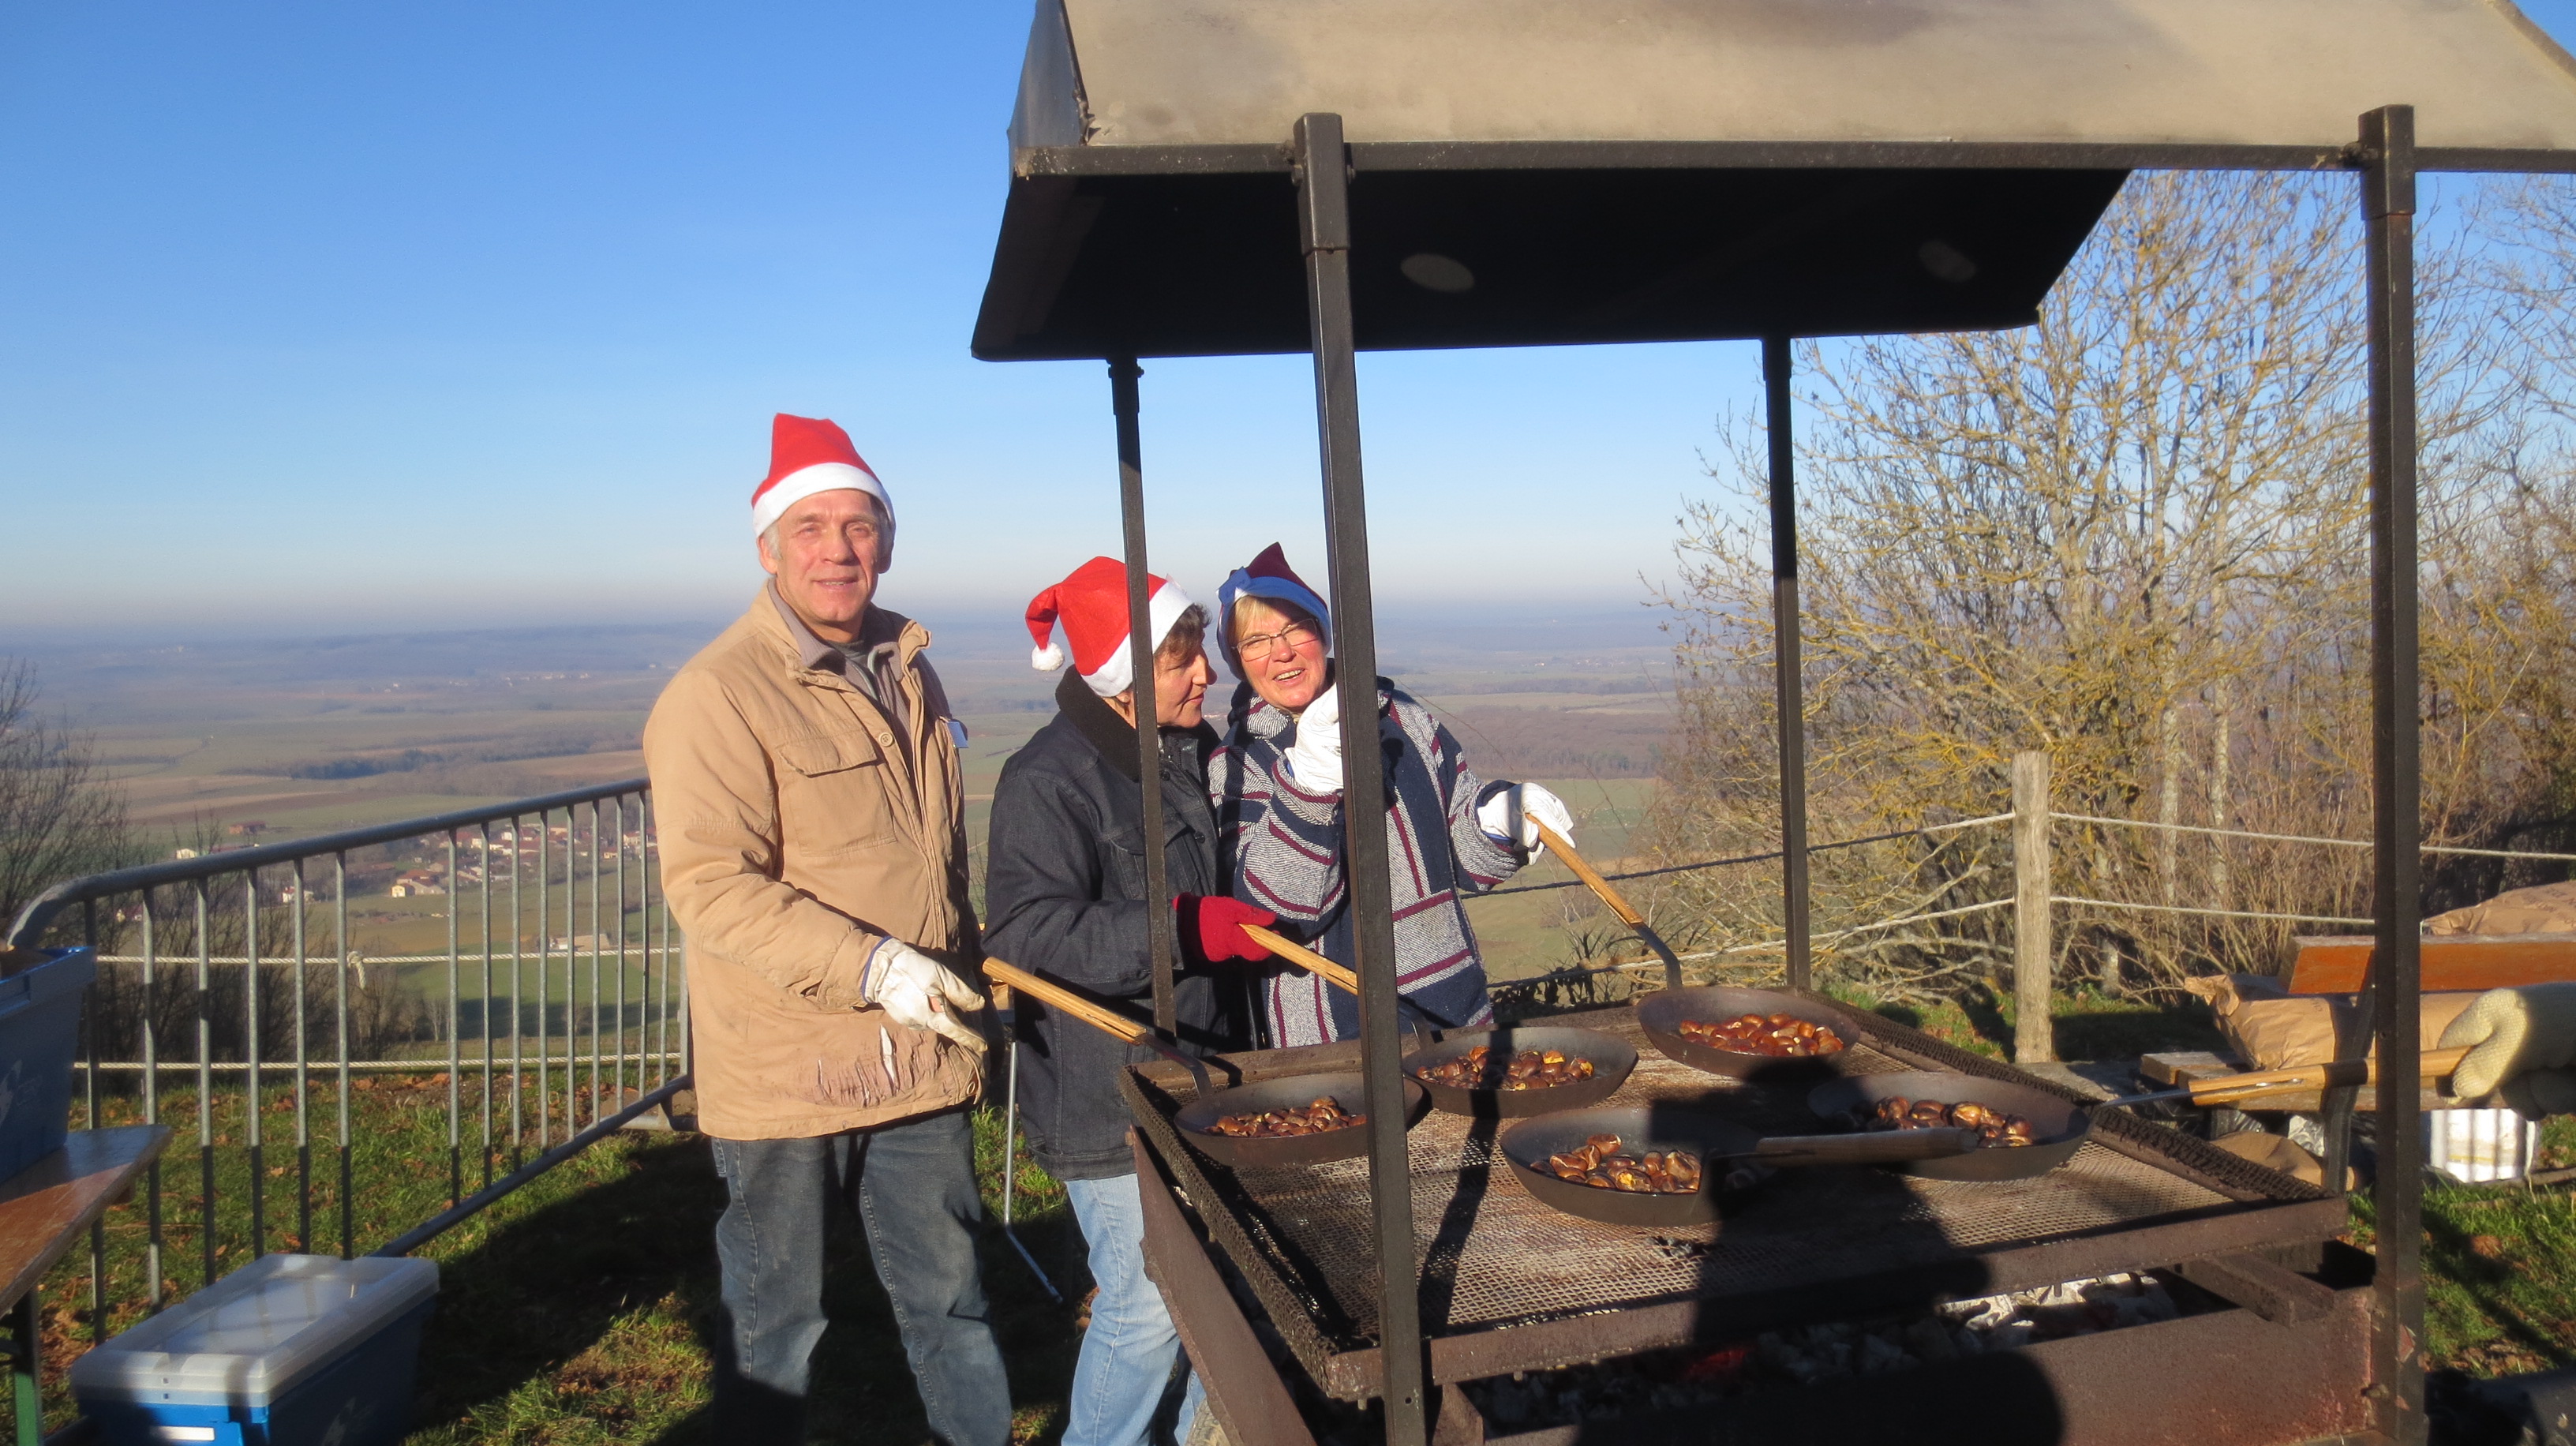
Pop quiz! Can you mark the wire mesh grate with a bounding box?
[1139,1021,2322,1366]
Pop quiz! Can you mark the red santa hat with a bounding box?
[750,414,892,537]
[1025,557,1197,698]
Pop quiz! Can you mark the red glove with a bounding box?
[1175,895,1277,965]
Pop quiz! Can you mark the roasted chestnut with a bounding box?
[1676,1011,1847,1058]
[1413,1046,1598,1092]
[1207,1096,1368,1138]
[1860,1095,2037,1148]
[1544,1133,1703,1194]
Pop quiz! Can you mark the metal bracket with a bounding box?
[1294,113,1352,256]
[2176,1253,2339,1326]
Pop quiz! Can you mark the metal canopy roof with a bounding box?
[974,0,2576,362]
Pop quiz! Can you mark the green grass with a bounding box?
[13,1083,1084,1445]
[2333,1116,2576,1378]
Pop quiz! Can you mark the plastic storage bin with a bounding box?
[0,945,97,1181]
[72,1254,438,1446]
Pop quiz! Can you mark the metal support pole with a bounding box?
[1111,357,1180,1036]
[2361,102,2427,1446]
[1294,111,1427,1446]
[2012,751,2055,1063]
[998,1021,1061,1302]
[1763,337,1813,993]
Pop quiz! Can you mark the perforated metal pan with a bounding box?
[1634,985,1856,1081]
[1170,1070,1430,1169]
[1497,1105,1977,1227]
[1805,1070,2091,1182]
[1402,1025,1636,1118]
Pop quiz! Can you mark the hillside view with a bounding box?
[10,601,1676,983]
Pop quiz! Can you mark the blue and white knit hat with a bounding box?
[1216,543,1332,676]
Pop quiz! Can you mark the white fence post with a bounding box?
[2013,751,2056,1063]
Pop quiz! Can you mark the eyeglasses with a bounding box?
[1237,619,1322,661]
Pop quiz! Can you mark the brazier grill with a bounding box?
[1121,1002,2346,1404]
[973,2,2576,1440]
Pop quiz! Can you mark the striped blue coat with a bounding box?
[1208,677,1523,1047]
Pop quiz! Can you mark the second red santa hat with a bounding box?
[1025,557,1196,698]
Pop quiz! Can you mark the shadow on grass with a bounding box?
[1864,1001,1925,1029]
[406,1129,1089,1445]
[2048,999,2225,1062]
[408,1135,728,1440]
[1835,981,2226,1064]
[1955,982,2013,1051]
[2413,1187,2576,1376]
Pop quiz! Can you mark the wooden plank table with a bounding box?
[2139,1051,2471,1114]
[2,1128,170,1446]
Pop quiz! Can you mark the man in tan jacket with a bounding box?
[644,414,1009,1444]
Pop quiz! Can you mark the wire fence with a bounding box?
[1493,789,2576,1010]
[5,777,689,1370]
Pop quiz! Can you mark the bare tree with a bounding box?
[0,658,137,941]
[1647,170,2549,998]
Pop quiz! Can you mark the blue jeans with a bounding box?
[1064,1172,1203,1446]
[710,1110,1012,1445]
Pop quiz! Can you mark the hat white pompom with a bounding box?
[1031,641,1066,671]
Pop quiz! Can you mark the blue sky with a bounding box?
[6,2,2574,642]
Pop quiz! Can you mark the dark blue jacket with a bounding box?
[983,672,1252,1181]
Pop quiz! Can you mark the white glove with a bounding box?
[861,939,989,1055]
[2440,983,2576,1114]
[1479,782,1574,856]
[1282,685,1343,794]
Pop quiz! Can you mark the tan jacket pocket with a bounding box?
[774,729,899,855]
[776,728,882,777]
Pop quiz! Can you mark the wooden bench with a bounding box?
[3,1127,170,1446]
[2286,932,2576,994]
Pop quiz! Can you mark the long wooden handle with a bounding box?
[1241,924,1361,995]
[982,957,1216,1096]
[1533,820,1687,988]
[1533,822,1645,927]
[982,959,1148,1044]
[2187,1045,2476,1106]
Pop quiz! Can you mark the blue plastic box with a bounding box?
[72,1254,439,1446]
[0,945,96,1182]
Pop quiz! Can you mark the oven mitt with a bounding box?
[2439,983,2576,1116]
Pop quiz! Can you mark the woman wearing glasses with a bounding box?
[1208,543,1577,1047]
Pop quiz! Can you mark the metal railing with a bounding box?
[6,777,687,1362]
[1491,759,2576,1034]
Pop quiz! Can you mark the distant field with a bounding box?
[21,609,1676,989]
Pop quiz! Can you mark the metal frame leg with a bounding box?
[1110,358,1181,1036]
[2361,102,2427,1446]
[1763,335,1813,994]
[1293,111,1428,1446]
